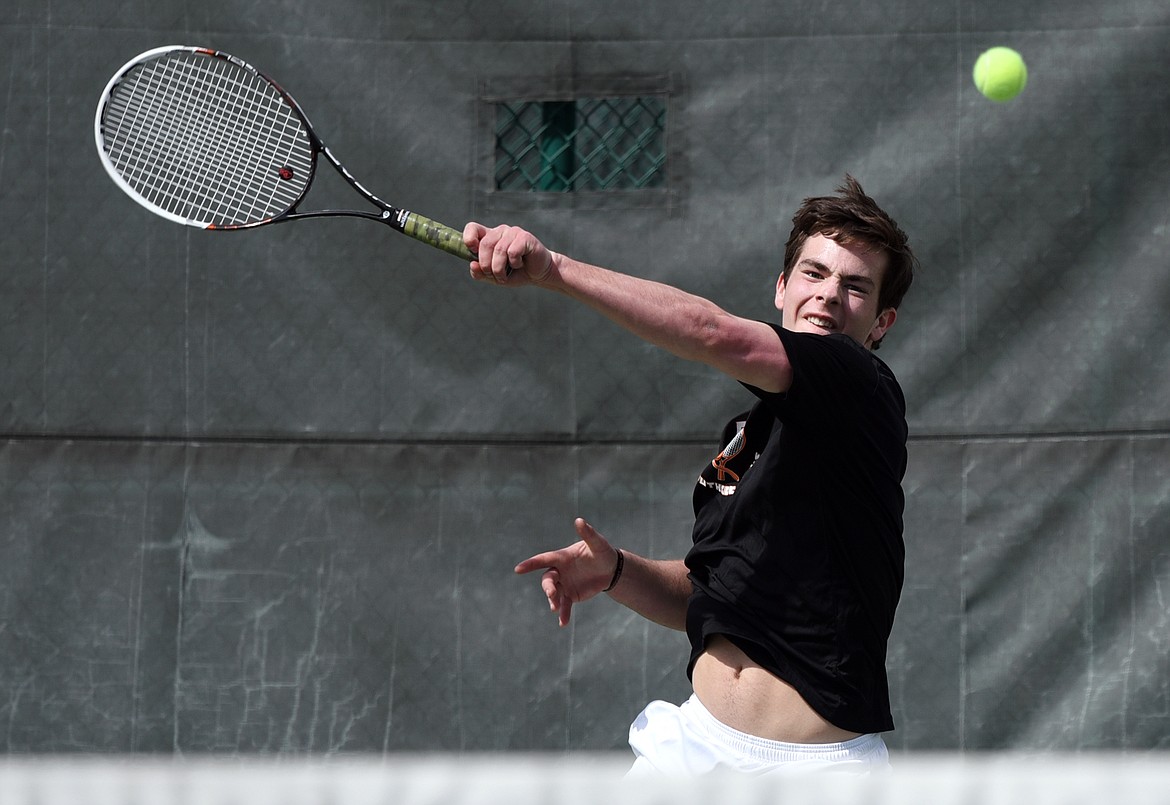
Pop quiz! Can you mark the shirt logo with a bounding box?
[711,425,746,482]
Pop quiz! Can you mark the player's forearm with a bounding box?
[540,252,791,392]
[605,554,691,631]
[542,253,722,358]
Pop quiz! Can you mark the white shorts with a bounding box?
[626,695,890,777]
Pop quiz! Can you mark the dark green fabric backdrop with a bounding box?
[0,0,1167,753]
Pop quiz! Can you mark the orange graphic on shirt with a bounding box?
[711,427,746,482]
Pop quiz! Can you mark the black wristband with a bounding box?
[603,548,625,592]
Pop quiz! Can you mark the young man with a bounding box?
[463,176,917,775]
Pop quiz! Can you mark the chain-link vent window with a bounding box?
[494,98,667,191]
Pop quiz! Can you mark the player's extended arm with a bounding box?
[464,223,793,393]
[607,552,692,632]
[515,518,692,630]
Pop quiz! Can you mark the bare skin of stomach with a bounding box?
[691,635,862,744]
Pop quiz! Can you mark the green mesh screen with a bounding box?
[494,98,667,191]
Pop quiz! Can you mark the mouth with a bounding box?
[804,314,837,332]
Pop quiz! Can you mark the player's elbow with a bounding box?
[696,315,792,393]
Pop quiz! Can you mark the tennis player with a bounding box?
[463,176,917,776]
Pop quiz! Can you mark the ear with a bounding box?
[867,307,897,347]
[774,273,787,312]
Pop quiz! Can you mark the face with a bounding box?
[774,233,897,350]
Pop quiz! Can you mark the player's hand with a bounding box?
[463,222,554,285]
[514,518,620,627]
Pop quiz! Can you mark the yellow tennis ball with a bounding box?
[973,47,1028,102]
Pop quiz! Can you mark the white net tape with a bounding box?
[2,753,1169,805]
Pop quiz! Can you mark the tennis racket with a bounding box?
[94,45,473,261]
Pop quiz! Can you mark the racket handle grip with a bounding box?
[400,212,474,261]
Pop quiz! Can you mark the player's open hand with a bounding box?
[463,222,554,285]
[514,518,620,627]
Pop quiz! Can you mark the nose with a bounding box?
[816,276,844,304]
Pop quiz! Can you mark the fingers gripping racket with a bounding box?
[94,45,473,260]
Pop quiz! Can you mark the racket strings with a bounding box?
[114,54,307,223]
[152,55,308,223]
[108,56,293,223]
[101,50,314,226]
[173,57,306,223]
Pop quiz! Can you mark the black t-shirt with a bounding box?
[684,326,907,734]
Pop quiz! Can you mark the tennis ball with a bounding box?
[973,47,1027,102]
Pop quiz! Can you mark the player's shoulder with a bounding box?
[775,327,870,366]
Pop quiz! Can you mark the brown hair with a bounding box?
[782,176,917,348]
